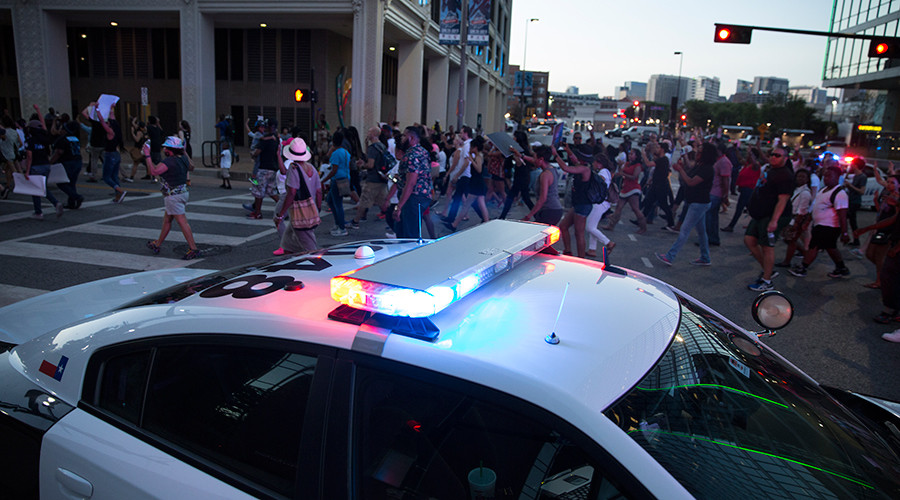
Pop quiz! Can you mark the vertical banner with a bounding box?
[439,0,461,45]
[467,0,491,46]
[513,71,533,97]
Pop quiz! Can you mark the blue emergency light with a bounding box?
[331,221,560,318]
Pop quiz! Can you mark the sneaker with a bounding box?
[114,191,127,203]
[330,227,349,237]
[272,247,287,256]
[748,279,774,292]
[146,240,161,254]
[242,202,255,212]
[30,212,43,220]
[690,258,711,266]
[348,220,360,229]
[789,266,807,277]
[385,229,397,239]
[247,212,262,220]
[758,270,780,280]
[123,177,134,183]
[655,253,673,266]
[75,196,84,209]
[850,248,864,259]
[827,267,850,278]
[55,203,64,219]
[882,331,900,343]
[182,248,201,260]
[663,226,679,233]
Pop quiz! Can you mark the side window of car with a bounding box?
[353,365,630,499]
[90,342,319,496]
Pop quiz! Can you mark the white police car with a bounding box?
[2,220,900,499]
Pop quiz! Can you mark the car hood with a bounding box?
[0,268,214,345]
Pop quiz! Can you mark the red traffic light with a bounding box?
[680,114,687,121]
[633,100,640,107]
[714,24,752,44]
[868,38,898,58]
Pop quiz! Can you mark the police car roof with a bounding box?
[14,221,680,424]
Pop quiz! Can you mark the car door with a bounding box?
[327,352,652,499]
[40,335,334,499]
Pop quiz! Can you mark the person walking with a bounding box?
[520,146,564,226]
[394,126,433,239]
[49,121,85,209]
[789,163,851,279]
[274,138,321,255]
[705,142,732,245]
[499,130,534,219]
[321,129,351,236]
[722,150,762,232]
[22,111,64,220]
[143,136,200,260]
[775,169,813,268]
[94,101,127,203]
[655,142,716,267]
[744,145,794,291]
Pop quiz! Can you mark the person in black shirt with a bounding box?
[93,102,127,203]
[23,108,64,220]
[143,136,200,260]
[49,121,84,209]
[656,142,715,266]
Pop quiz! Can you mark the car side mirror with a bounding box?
[751,291,794,338]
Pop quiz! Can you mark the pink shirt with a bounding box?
[710,156,732,198]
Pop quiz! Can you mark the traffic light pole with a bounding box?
[456,0,468,132]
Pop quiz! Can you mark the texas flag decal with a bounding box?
[39,356,69,381]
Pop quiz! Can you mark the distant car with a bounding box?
[505,119,517,132]
[3,222,900,498]
[529,125,552,135]
[621,125,658,142]
[605,128,623,138]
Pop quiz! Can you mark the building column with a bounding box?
[427,55,449,130]
[180,10,216,145]
[447,64,460,129]
[351,0,384,132]
[396,38,424,127]
[465,73,479,128]
[12,6,70,116]
[495,88,505,131]
[479,82,490,132]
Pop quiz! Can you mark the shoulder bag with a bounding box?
[291,168,320,230]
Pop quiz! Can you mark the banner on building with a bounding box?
[439,0,491,46]
[513,71,533,97]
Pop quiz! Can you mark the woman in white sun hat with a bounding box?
[273,137,322,256]
[142,136,201,260]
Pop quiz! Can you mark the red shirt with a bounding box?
[736,164,760,189]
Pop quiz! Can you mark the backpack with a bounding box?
[374,142,396,175]
[586,170,608,204]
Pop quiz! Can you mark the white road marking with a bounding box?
[0,284,48,308]
[0,241,198,270]
[76,223,258,247]
[641,257,653,268]
[628,234,637,241]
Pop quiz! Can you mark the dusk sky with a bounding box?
[508,0,835,98]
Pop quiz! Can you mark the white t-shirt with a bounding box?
[458,139,472,178]
[220,149,232,169]
[811,185,848,228]
[437,150,447,173]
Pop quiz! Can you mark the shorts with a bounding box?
[164,191,189,215]
[220,167,231,179]
[573,203,592,217]
[745,214,791,247]
[251,170,278,198]
[535,208,564,226]
[809,225,841,250]
[358,181,387,211]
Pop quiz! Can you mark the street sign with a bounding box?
[140,87,148,106]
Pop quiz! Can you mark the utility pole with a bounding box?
[456,0,468,131]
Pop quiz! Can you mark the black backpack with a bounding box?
[586,170,608,204]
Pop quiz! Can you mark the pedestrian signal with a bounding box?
[294,89,309,102]
[714,24,752,44]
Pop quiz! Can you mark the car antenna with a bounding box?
[546,282,569,345]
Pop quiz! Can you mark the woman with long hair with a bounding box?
[602,148,646,233]
[445,135,490,231]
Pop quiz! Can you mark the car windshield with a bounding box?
[604,294,900,499]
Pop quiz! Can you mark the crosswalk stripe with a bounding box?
[76,223,257,247]
[641,257,653,268]
[0,284,49,308]
[0,241,197,271]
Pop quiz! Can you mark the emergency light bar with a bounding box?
[331,220,560,317]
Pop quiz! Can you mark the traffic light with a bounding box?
[868,38,900,58]
[680,114,687,121]
[714,24,752,44]
[633,100,640,107]
[294,89,309,102]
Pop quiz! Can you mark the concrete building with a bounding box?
[736,80,753,94]
[647,74,691,108]
[691,76,721,102]
[0,0,511,151]
[752,76,790,96]
[548,90,628,131]
[507,65,548,122]
[616,81,646,101]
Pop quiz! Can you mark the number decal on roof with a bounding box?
[199,275,297,299]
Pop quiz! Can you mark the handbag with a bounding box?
[48,163,69,184]
[291,169,320,230]
[335,178,350,197]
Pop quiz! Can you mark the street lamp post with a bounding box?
[520,18,539,125]
[672,51,683,124]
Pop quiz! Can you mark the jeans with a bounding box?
[56,159,83,204]
[28,163,59,214]
[726,187,753,229]
[399,194,430,238]
[327,178,347,229]
[665,202,711,263]
[103,151,121,189]
[706,195,723,244]
[446,176,470,221]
